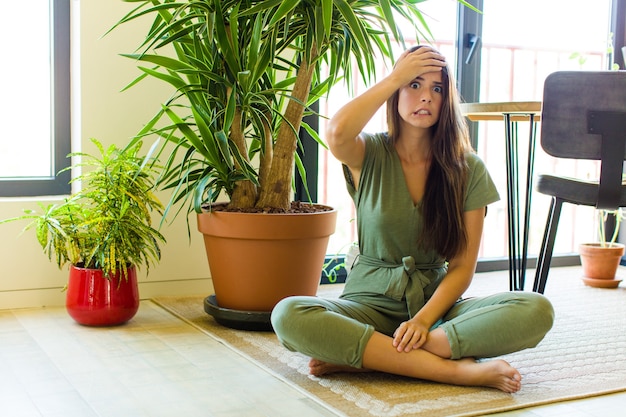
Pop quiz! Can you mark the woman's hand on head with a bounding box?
[392,319,430,353]
[392,47,447,86]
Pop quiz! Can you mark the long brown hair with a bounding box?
[386,46,473,259]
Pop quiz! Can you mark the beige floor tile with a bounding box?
[2,300,626,417]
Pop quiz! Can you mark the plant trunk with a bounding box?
[229,108,257,208]
[257,110,273,195]
[256,52,316,210]
[224,24,257,209]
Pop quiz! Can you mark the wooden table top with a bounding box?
[460,101,542,122]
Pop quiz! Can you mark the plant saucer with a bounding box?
[581,276,623,288]
[204,295,272,331]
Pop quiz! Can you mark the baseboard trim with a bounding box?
[0,278,213,310]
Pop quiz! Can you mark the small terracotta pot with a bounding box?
[579,242,625,280]
[66,264,140,326]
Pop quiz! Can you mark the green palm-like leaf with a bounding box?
[114,0,470,213]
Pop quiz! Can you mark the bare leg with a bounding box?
[308,331,520,393]
[362,332,521,393]
[420,328,452,358]
[310,327,452,375]
[309,359,370,376]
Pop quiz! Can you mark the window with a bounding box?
[309,0,625,267]
[317,1,458,256]
[475,0,614,260]
[0,0,70,197]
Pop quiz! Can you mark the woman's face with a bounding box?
[396,70,444,131]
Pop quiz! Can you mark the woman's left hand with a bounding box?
[392,319,430,352]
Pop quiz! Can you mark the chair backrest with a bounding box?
[541,70,626,159]
[541,71,626,209]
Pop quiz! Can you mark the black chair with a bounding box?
[532,70,626,294]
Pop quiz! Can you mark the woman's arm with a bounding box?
[325,47,446,177]
[392,207,486,352]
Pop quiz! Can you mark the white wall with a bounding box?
[0,0,212,309]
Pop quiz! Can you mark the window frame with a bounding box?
[0,0,71,197]
[304,1,626,279]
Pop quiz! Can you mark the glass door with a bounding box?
[316,0,616,266]
[318,1,459,256]
[474,0,613,259]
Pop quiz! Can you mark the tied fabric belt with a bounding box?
[356,254,445,317]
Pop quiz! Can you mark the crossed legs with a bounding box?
[310,330,522,393]
[271,292,553,393]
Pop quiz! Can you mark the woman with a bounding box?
[271,46,554,393]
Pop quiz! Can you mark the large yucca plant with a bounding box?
[113,0,470,215]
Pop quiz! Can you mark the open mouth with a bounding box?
[414,109,431,115]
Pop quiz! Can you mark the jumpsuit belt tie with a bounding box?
[356,254,445,317]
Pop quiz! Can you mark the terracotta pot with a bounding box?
[66,264,140,326]
[197,205,337,312]
[579,242,625,280]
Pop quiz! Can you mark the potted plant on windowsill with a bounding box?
[579,208,625,288]
[0,139,166,326]
[112,0,473,329]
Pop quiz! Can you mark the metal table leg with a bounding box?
[503,113,538,291]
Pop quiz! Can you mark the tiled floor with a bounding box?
[2,300,626,417]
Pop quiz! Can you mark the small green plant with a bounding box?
[569,32,620,70]
[569,51,588,67]
[1,139,166,278]
[607,32,620,71]
[598,208,624,248]
[321,255,345,284]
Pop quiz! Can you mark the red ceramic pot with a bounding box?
[66,264,139,326]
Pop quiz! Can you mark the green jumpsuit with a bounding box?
[271,133,554,368]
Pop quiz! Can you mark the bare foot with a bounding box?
[457,358,522,393]
[308,359,370,376]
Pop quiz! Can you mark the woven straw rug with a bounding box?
[153,266,626,417]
